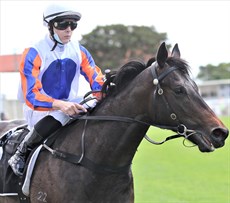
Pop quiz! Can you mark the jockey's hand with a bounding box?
[52,100,87,116]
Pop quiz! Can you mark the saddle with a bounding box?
[0,117,82,201]
[0,125,29,198]
[0,122,66,203]
[0,113,85,198]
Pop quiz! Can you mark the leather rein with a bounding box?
[77,62,197,145]
[43,62,197,174]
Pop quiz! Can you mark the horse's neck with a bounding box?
[83,95,149,166]
[60,72,151,168]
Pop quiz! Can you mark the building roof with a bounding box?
[0,54,22,72]
[197,79,230,86]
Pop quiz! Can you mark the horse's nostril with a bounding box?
[212,128,229,141]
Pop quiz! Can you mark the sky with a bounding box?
[0,0,230,99]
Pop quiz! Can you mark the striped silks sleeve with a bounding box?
[79,45,104,91]
[20,48,54,111]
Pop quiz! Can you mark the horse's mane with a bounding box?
[105,60,147,97]
[95,56,190,107]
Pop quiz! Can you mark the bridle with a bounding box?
[76,62,198,146]
[145,62,197,145]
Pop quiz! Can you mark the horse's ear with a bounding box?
[171,43,180,58]
[156,42,168,68]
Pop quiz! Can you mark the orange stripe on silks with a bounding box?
[31,54,55,110]
[94,65,104,86]
[31,55,42,90]
[81,51,94,85]
[21,49,41,109]
[20,48,54,111]
[36,107,55,111]
[19,48,33,108]
[81,51,104,87]
[32,55,54,109]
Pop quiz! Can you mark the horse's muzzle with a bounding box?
[210,127,229,148]
[189,127,228,152]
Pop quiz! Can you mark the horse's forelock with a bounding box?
[167,57,190,75]
[146,57,190,75]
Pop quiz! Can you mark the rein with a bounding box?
[43,62,197,174]
[73,62,197,146]
[79,62,197,145]
[75,115,196,145]
[77,62,198,145]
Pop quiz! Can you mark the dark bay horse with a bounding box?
[1,42,228,203]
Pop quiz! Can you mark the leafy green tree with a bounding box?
[80,24,168,71]
[197,63,230,80]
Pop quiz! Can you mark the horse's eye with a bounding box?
[174,86,186,95]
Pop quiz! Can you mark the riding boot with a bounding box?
[8,129,43,176]
[8,115,62,176]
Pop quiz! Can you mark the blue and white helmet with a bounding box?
[43,4,81,26]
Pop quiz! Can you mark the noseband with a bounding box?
[145,62,197,145]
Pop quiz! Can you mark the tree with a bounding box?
[80,24,168,71]
[197,63,230,80]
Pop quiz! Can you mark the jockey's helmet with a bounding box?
[43,4,81,27]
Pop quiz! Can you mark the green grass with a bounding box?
[132,117,230,203]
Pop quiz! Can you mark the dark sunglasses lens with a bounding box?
[54,21,77,30]
[70,22,78,30]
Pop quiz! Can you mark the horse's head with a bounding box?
[147,42,228,152]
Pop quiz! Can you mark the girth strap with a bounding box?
[44,146,131,174]
[18,176,30,203]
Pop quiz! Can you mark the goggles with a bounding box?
[53,20,78,31]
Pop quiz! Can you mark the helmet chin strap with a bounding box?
[53,33,63,44]
[49,24,64,51]
[50,33,64,51]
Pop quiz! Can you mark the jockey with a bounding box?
[8,3,104,176]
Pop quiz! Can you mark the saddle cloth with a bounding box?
[0,125,42,197]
